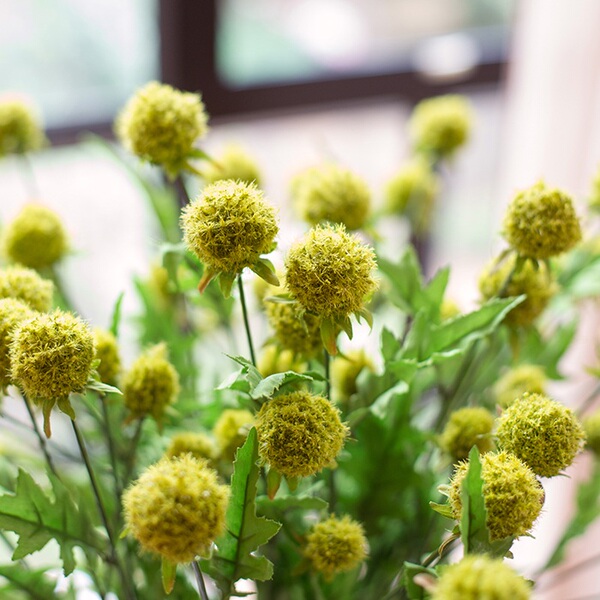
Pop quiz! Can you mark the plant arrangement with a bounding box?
[1,83,600,599]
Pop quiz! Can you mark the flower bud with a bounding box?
[0,266,54,312]
[493,364,547,408]
[0,99,46,156]
[439,407,494,462]
[202,144,261,186]
[166,432,216,464]
[213,409,254,463]
[93,328,121,385]
[331,349,374,402]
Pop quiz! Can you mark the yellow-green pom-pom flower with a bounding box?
[0,266,54,312]
[0,298,36,392]
[478,254,556,328]
[503,181,582,259]
[432,555,531,600]
[493,364,547,408]
[166,432,216,463]
[123,454,229,564]
[202,144,262,186]
[304,515,368,578]
[116,81,208,178]
[583,410,600,456]
[2,204,69,270]
[331,349,374,402]
[449,451,543,541]
[291,164,371,231]
[496,392,585,478]
[257,346,306,378]
[122,343,180,428]
[181,179,279,295]
[0,99,46,156]
[213,409,254,463]
[439,407,495,462]
[409,94,473,158]
[93,328,121,385]
[255,390,348,479]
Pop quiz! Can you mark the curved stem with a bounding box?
[238,276,257,366]
[123,417,145,484]
[192,561,209,600]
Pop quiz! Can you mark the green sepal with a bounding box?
[429,501,454,519]
[250,257,280,287]
[86,376,122,396]
[40,398,56,438]
[56,396,76,421]
[161,558,178,594]
[218,271,237,298]
[264,293,296,305]
[198,268,217,294]
[335,314,354,340]
[267,468,282,500]
[188,147,220,166]
[320,318,339,356]
[354,307,374,329]
[285,476,299,492]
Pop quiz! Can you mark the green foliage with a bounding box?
[0,564,58,599]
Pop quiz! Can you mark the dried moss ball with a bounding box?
[255,390,348,478]
[123,454,229,563]
[0,266,53,312]
[93,328,121,385]
[122,343,180,423]
[503,181,582,259]
[9,310,95,401]
[181,179,278,275]
[493,364,547,408]
[166,432,216,463]
[3,204,69,270]
[265,300,322,358]
[285,223,377,320]
[304,515,368,577]
[432,555,531,600]
[439,407,495,462]
[449,451,543,541]
[202,144,261,186]
[478,255,555,327]
[291,164,371,231]
[496,393,585,478]
[213,409,254,462]
[0,298,36,391]
[583,410,600,456]
[0,99,46,156]
[409,95,473,158]
[331,349,374,402]
[116,81,208,177]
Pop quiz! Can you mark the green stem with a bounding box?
[124,418,145,484]
[323,349,337,511]
[99,395,123,504]
[18,154,41,198]
[238,276,257,366]
[21,394,60,479]
[192,561,209,600]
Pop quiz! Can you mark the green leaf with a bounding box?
[429,501,454,520]
[250,370,320,401]
[0,564,57,599]
[162,558,178,594]
[219,271,237,298]
[108,291,125,338]
[250,258,280,287]
[256,494,328,518]
[203,429,281,597]
[86,377,122,397]
[320,317,339,355]
[0,470,106,575]
[401,562,437,600]
[381,327,401,363]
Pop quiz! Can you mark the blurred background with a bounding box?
[2,1,600,597]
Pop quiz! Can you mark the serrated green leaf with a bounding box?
[250,371,318,400]
[0,564,57,599]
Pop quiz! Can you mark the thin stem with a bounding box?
[324,348,331,399]
[124,418,145,484]
[192,561,209,600]
[238,276,257,366]
[21,394,60,479]
[18,154,41,198]
[323,349,336,511]
[99,395,123,502]
[174,175,190,210]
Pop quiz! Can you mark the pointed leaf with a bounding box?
[109,291,125,338]
[0,564,57,600]
[162,558,177,594]
[250,258,280,287]
[251,371,320,401]
[219,272,237,298]
[320,318,339,355]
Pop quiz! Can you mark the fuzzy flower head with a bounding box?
[478,254,556,328]
[409,94,473,158]
[123,454,229,564]
[116,81,208,178]
[291,164,371,231]
[439,407,495,462]
[93,328,121,385]
[384,158,439,233]
[122,343,180,427]
[166,432,216,464]
[257,346,306,378]
[331,349,374,402]
[255,390,348,479]
[583,410,600,456]
[432,555,531,600]
[0,99,46,157]
[0,298,36,392]
[493,364,547,408]
[449,451,543,541]
[202,144,262,186]
[181,179,279,295]
[213,409,254,463]
[2,204,69,270]
[0,266,54,312]
[503,181,582,259]
[496,393,585,478]
[304,515,368,578]
[9,310,95,436]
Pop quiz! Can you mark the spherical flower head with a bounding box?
[439,407,495,462]
[0,266,54,312]
[257,345,306,378]
[304,515,368,578]
[123,454,229,563]
[449,451,543,541]
[122,343,180,426]
[202,144,262,186]
[331,349,374,402]
[583,410,600,456]
[265,300,322,358]
[384,158,439,233]
[432,555,531,600]
[116,81,208,178]
[285,224,377,321]
[213,409,254,463]
[93,328,121,385]
[181,179,279,282]
[0,298,36,391]
[496,393,585,477]
[589,165,600,212]
[409,95,473,158]
[503,181,582,259]
[255,390,348,478]
[2,204,69,269]
[0,99,46,156]
[166,432,216,463]
[478,254,556,327]
[291,164,371,231]
[493,364,547,408]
